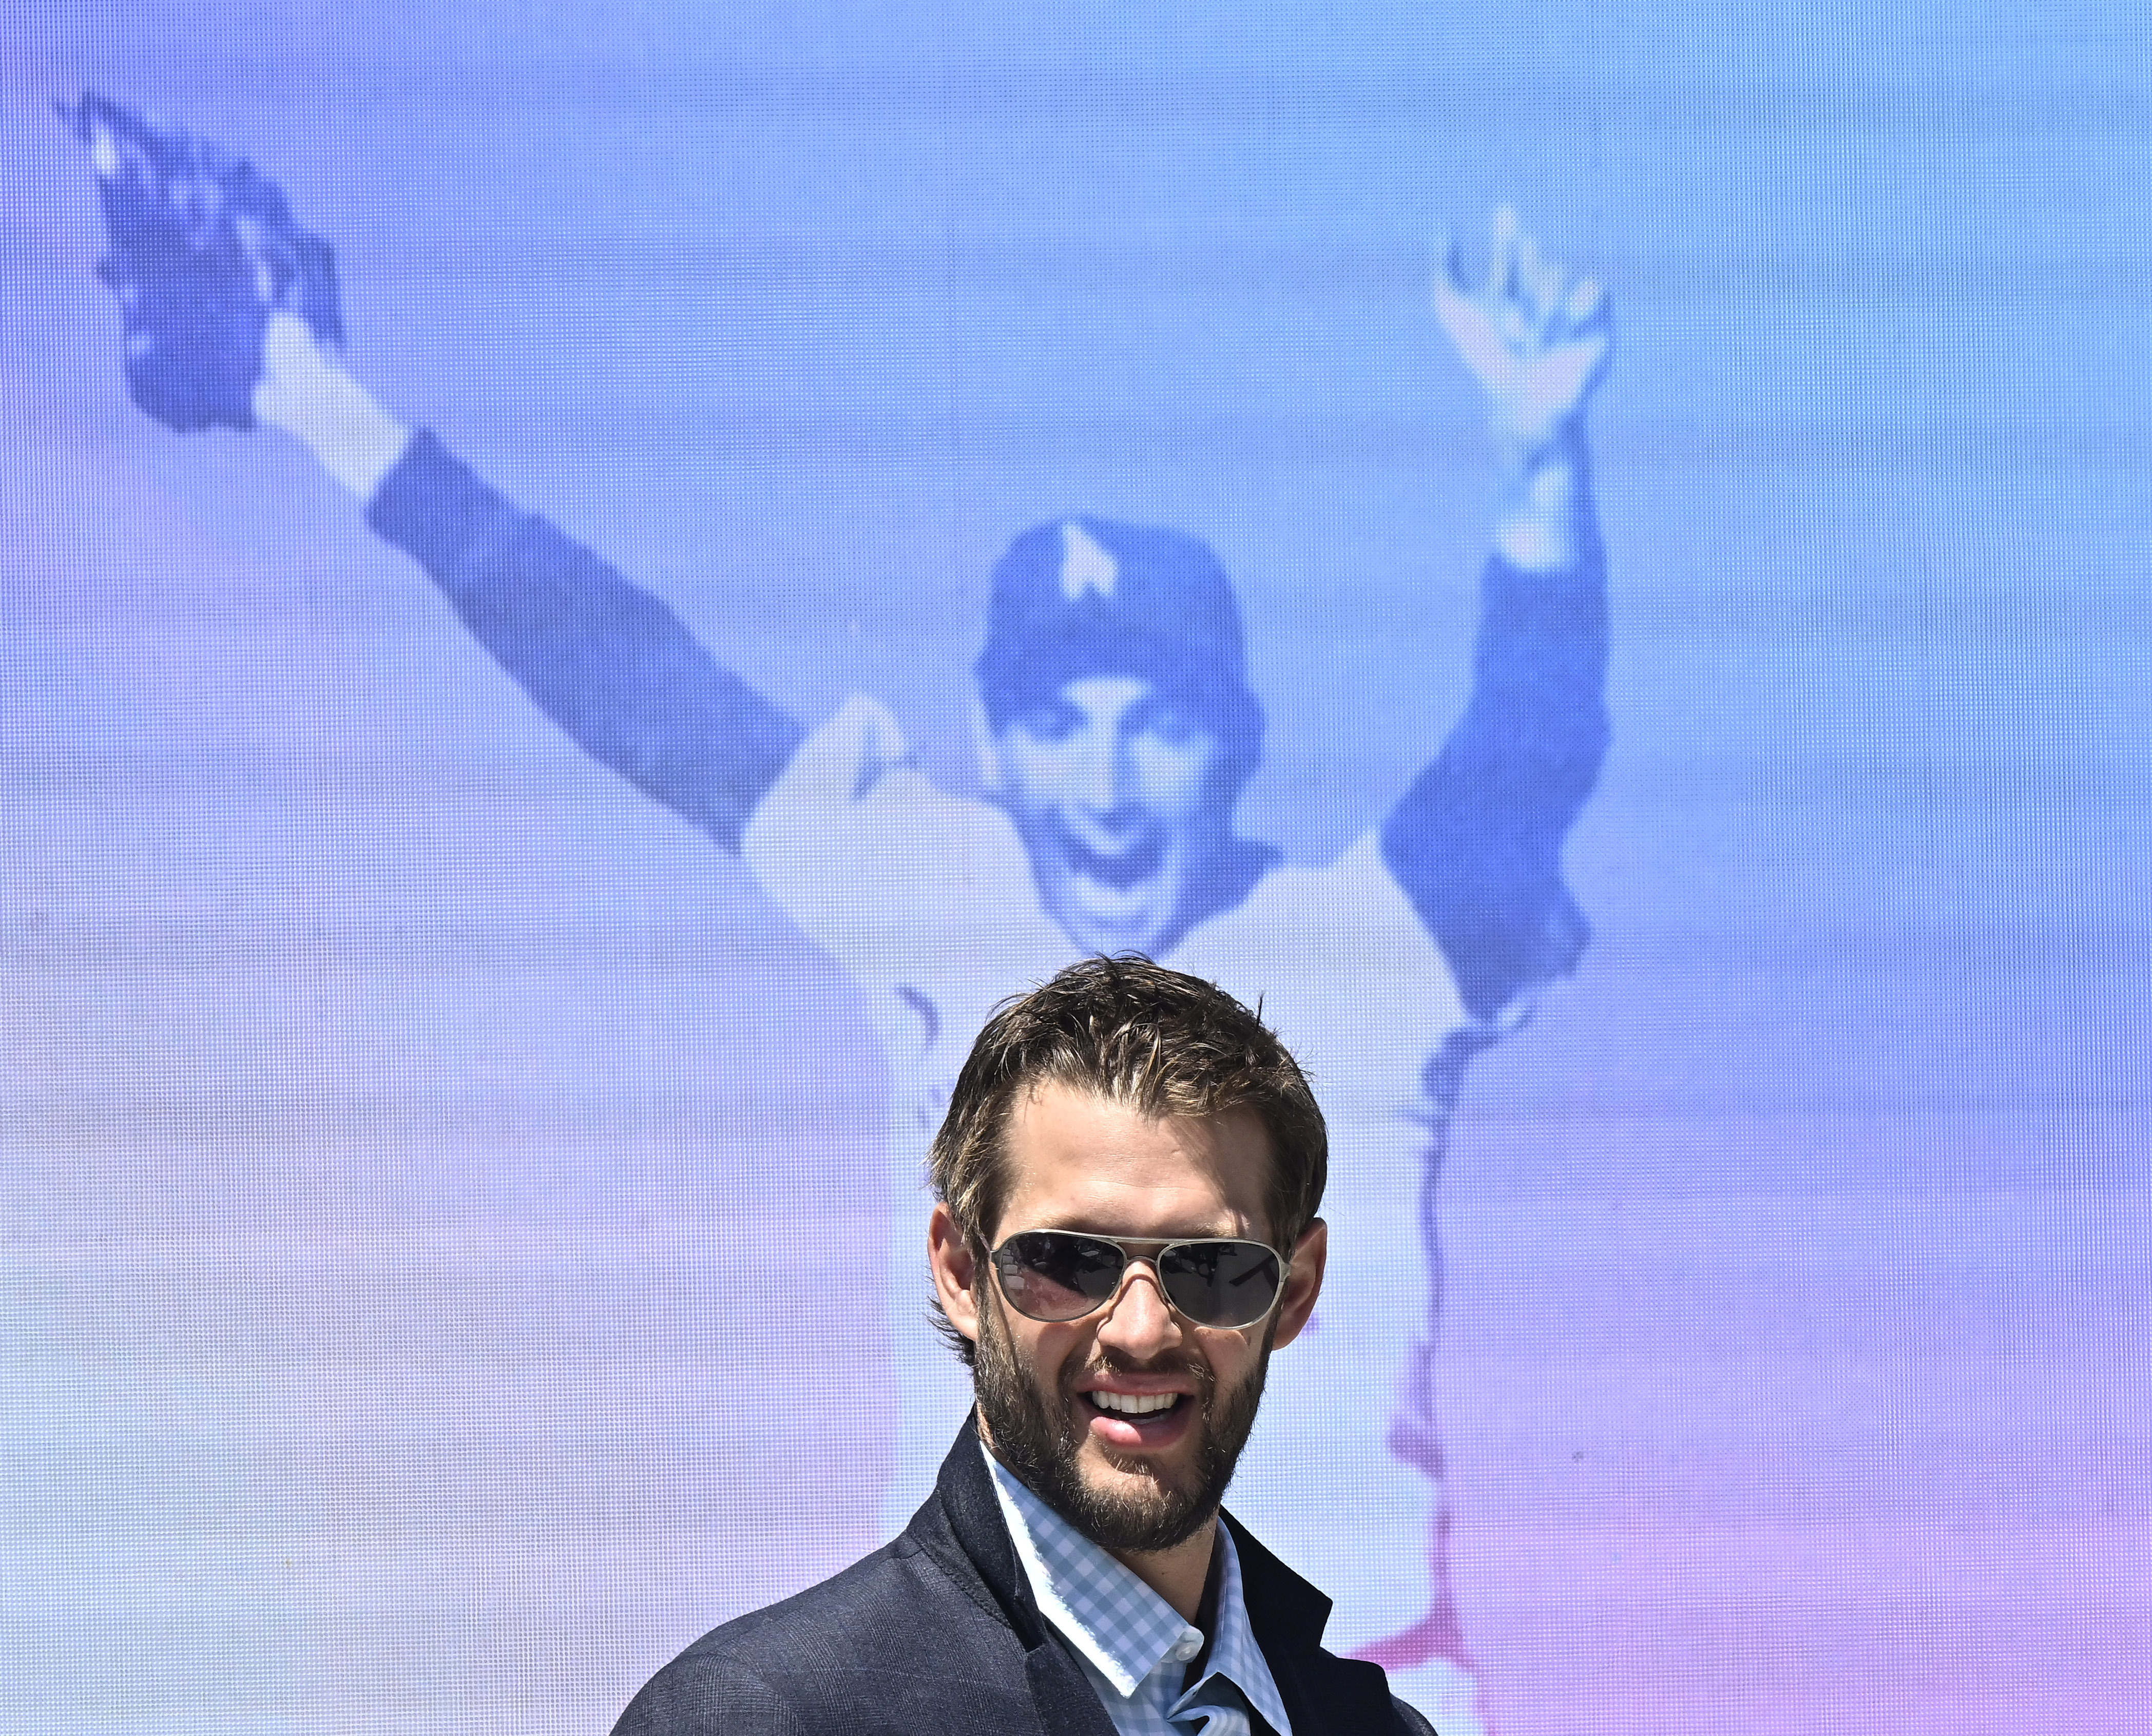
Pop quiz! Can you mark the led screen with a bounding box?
[7,4,2147,1732]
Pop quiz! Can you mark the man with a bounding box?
[69,94,1613,1730]
[614,954,1436,1735]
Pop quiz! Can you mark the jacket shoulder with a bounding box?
[1390,1695,1440,1735]
[610,1536,1046,1736]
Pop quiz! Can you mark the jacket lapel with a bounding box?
[910,1419,1121,1736]
[1225,1511,1400,1736]
[914,1427,1399,1736]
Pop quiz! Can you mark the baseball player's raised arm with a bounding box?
[1381,211,1613,1022]
[273,319,806,852]
[68,94,805,852]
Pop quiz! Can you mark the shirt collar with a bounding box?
[983,1443,1293,1734]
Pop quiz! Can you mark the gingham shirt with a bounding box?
[984,1446,1294,1736]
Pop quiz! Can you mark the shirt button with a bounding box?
[1172,1631,1202,1661]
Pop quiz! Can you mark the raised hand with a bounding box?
[62,92,343,432]
[1435,207,1612,468]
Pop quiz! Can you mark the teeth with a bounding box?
[1090,1391,1180,1417]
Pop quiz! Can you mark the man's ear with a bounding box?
[1269,1218,1327,1351]
[968,696,1006,795]
[929,1202,983,1344]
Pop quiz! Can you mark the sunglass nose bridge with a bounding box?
[1099,1249,1173,1309]
[1087,1257,1187,1349]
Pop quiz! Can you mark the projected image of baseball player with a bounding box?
[67,95,1613,1733]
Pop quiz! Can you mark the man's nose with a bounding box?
[1073,727,1134,813]
[1092,1260,1184,1359]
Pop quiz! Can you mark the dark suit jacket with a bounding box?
[613,1418,1437,1735]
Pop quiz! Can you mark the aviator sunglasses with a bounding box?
[988,1230,1288,1330]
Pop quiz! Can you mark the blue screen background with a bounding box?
[6,1,2147,1730]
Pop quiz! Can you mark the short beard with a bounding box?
[972,1289,1270,1554]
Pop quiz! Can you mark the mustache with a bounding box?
[1067,1349,1213,1405]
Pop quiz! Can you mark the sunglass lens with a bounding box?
[996,1232,1125,1321]
[1161,1241,1282,1327]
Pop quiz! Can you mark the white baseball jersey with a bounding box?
[744,692,1489,1653]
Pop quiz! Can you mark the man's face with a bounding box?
[982,674,1234,957]
[931,1083,1324,1556]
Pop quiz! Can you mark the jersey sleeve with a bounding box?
[740,694,1067,1068]
[1380,542,1609,1023]
[367,432,807,852]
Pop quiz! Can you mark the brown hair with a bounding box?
[929,955,1327,1365]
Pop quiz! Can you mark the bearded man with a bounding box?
[613,955,1435,1735]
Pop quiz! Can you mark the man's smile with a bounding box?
[1086,1391,1181,1417]
[1071,1364,1205,1453]
[1053,819,1167,891]
[1081,1387,1197,1451]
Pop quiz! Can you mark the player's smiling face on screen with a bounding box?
[983,674,1233,956]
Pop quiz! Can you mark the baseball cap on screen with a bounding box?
[974,518,1261,750]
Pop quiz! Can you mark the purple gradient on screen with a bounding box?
[5,1,2148,1731]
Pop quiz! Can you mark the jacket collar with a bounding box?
[909,1418,1398,1736]
[1223,1512,1398,1734]
[913,1413,1049,1647]
[909,1417,1119,1736]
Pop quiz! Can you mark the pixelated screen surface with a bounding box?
[6,2,2147,1731]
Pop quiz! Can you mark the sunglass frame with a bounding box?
[987,1229,1290,1330]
